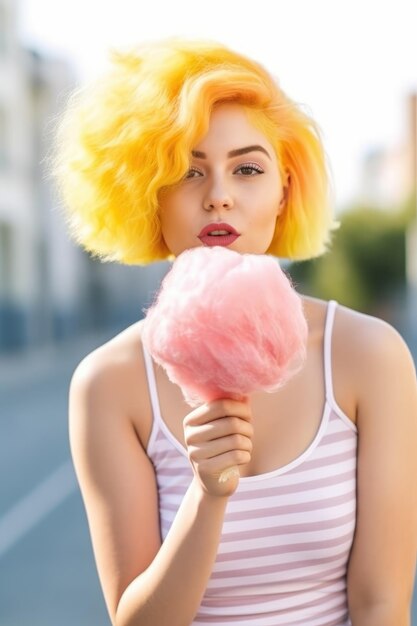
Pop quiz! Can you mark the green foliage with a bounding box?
[288,199,413,313]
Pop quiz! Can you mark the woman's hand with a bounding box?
[183,398,253,498]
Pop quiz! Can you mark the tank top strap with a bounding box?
[141,342,164,449]
[323,299,338,405]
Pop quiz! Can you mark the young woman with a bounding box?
[54,39,417,626]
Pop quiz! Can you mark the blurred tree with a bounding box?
[288,198,413,316]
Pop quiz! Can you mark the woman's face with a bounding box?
[159,102,287,257]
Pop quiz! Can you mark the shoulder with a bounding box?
[302,294,410,363]
[69,319,152,448]
[71,319,144,380]
[70,320,145,396]
[302,296,416,422]
[333,302,415,378]
[331,302,416,422]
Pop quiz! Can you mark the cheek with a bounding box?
[159,205,180,248]
[162,188,194,224]
[266,184,283,220]
[160,195,182,229]
[159,199,195,253]
[257,192,281,224]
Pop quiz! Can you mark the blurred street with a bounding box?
[0,324,417,626]
[0,329,116,626]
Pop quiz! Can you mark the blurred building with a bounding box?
[0,0,167,352]
[357,93,416,211]
[0,0,39,350]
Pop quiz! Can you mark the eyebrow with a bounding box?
[191,144,272,160]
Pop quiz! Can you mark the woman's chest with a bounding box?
[149,351,354,478]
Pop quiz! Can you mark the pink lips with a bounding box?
[198,222,240,247]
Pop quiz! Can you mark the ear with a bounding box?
[277,173,290,215]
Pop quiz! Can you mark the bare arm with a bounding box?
[115,479,228,626]
[346,317,417,625]
[69,343,252,626]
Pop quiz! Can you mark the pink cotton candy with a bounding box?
[142,246,308,408]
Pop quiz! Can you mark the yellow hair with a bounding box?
[53,38,338,264]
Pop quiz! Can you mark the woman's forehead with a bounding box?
[193,104,275,154]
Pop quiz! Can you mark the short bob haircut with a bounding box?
[53,38,338,265]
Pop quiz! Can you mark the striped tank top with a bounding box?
[142,299,357,625]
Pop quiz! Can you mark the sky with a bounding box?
[17,0,417,210]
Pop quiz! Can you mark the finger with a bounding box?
[188,433,253,462]
[198,449,252,475]
[205,434,253,459]
[184,398,252,427]
[185,417,254,445]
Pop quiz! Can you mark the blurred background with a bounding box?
[0,0,416,624]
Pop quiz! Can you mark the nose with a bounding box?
[202,180,234,211]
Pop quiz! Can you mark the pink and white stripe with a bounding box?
[142,300,357,625]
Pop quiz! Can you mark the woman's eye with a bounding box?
[184,167,203,179]
[235,163,264,176]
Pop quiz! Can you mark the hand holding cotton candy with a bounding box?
[142,246,308,483]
